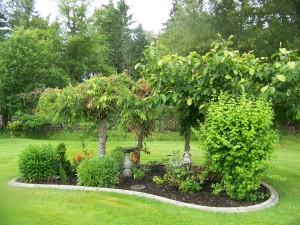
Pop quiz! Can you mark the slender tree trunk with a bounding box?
[136,126,143,165]
[184,127,191,153]
[0,107,8,129]
[98,118,107,157]
[183,127,191,164]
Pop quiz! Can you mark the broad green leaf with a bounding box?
[199,104,206,110]
[157,60,164,67]
[261,85,269,93]
[287,61,296,69]
[161,94,167,103]
[172,92,177,102]
[149,49,155,58]
[276,74,286,82]
[249,67,255,75]
[194,62,201,69]
[279,48,287,54]
[274,62,281,68]
[225,75,232,80]
[134,63,140,70]
[177,56,187,62]
[269,87,276,94]
[233,70,238,75]
[187,98,193,106]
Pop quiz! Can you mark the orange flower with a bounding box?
[74,154,84,160]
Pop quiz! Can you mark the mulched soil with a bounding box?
[23,165,269,208]
[116,165,269,207]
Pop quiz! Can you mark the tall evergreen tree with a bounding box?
[0,0,9,40]
[93,0,133,74]
[159,0,215,55]
[58,0,112,83]
[6,0,36,28]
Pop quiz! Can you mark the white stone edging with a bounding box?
[8,178,279,213]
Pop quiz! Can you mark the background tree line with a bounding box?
[1,0,300,131]
[0,0,151,128]
[159,0,300,57]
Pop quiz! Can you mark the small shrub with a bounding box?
[7,120,21,138]
[131,165,149,180]
[153,152,203,194]
[18,144,56,182]
[55,143,72,181]
[109,146,125,172]
[77,157,119,188]
[196,93,278,200]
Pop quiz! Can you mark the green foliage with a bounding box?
[55,143,72,180]
[37,74,132,156]
[196,93,278,200]
[59,0,112,82]
[18,144,57,182]
[153,152,203,194]
[6,120,21,138]
[77,157,120,188]
[161,0,300,57]
[109,146,125,172]
[15,112,51,133]
[0,26,68,122]
[58,163,68,183]
[131,165,149,180]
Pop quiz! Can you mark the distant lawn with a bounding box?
[0,135,300,225]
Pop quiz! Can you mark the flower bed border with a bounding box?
[8,178,279,213]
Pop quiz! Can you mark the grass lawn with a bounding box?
[0,134,299,225]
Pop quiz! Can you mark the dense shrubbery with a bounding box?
[77,157,120,188]
[196,94,278,200]
[153,152,203,194]
[55,143,72,183]
[109,146,125,172]
[18,144,57,182]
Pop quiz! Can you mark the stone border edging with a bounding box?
[8,178,279,213]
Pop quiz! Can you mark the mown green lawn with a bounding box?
[0,136,299,225]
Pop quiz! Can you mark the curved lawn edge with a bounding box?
[8,178,279,213]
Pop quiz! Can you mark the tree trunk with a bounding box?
[184,127,191,153]
[0,107,8,129]
[98,118,107,157]
[136,126,143,165]
[183,127,191,164]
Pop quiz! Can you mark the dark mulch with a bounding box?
[116,165,269,207]
[21,165,269,208]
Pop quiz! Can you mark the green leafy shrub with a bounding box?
[131,165,149,180]
[18,144,57,182]
[77,157,120,188]
[196,93,278,200]
[55,143,72,183]
[109,146,125,172]
[15,112,51,134]
[153,152,203,194]
[7,120,21,138]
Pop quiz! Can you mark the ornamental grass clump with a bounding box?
[18,144,57,182]
[196,93,278,200]
[77,157,119,188]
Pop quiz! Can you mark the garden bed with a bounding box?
[20,165,270,208]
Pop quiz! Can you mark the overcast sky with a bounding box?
[35,0,173,33]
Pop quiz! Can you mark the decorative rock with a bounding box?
[130,184,146,191]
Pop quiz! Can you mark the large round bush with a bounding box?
[18,144,57,182]
[77,157,119,188]
[196,93,278,200]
